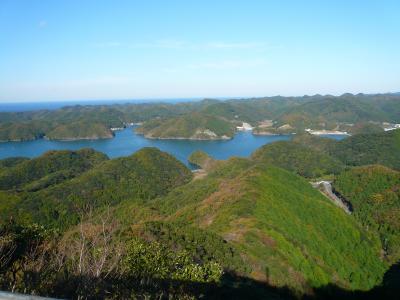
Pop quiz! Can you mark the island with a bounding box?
[135,112,235,140]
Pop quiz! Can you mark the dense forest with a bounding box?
[0,93,399,141]
[1,129,400,298]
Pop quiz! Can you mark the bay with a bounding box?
[0,127,348,167]
[0,128,291,166]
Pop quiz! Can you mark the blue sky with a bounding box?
[0,0,399,102]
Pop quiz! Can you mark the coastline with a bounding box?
[141,134,232,141]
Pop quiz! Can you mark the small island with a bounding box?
[135,112,236,140]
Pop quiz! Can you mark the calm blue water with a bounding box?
[0,128,295,166]
[0,128,347,167]
[0,101,347,166]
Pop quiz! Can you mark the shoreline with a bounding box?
[141,135,233,141]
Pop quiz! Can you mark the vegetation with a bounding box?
[136,112,236,139]
[45,120,114,140]
[188,150,219,170]
[0,148,108,191]
[334,165,400,264]
[1,126,400,298]
[0,93,398,141]
[155,158,386,292]
[0,148,192,229]
[292,129,400,171]
[252,141,344,178]
[0,157,29,169]
[331,129,400,170]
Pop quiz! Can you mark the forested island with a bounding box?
[1,93,399,141]
[1,128,399,298]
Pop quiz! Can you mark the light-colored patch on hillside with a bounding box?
[197,179,245,228]
[223,217,255,243]
[192,169,207,180]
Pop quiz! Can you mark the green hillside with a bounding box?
[154,158,386,292]
[292,130,400,171]
[45,120,114,140]
[1,148,192,229]
[251,141,344,178]
[331,129,400,170]
[334,165,400,263]
[0,149,108,191]
[0,141,398,298]
[0,157,29,169]
[136,112,236,139]
[275,94,400,129]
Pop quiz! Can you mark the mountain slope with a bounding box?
[331,129,400,169]
[334,165,400,263]
[3,148,192,229]
[251,141,344,178]
[45,121,114,140]
[292,130,400,171]
[151,158,386,292]
[0,149,108,191]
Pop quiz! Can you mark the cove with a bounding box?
[0,128,346,166]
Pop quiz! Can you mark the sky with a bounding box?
[0,0,399,102]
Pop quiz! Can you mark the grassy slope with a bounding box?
[149,158,386,293]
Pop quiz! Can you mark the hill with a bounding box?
[0,140,398,298]
[275,94,400,130]
[1,148,192,229]
[1,93,398,141]
[330,129,400,170]
[45,121,114,140]
[0,149,108,191]
[136,112,236,139]
[333,165,400,263]
[153,157,386,292]
[291,130,400,171]
[251,141,344,178]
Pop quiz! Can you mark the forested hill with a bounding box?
[135,112,236,139]
[291,129,400,171]
[0,93,399,141]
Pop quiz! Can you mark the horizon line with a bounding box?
[0,91,398,104]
